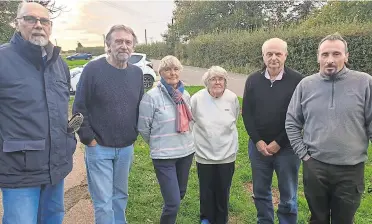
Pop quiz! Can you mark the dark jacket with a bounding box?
[73,57,144,147]
[0,32,76,188]
[242,66,303,147]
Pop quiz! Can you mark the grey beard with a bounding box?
[108,54,128,69]
[29,36,48,46]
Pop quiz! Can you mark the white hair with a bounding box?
[262,38,288,54]
[202,66,228,87]
[158,55,183,74]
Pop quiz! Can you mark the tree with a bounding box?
[167,1,326,42]
[259,1,327,28]
[170,1,266,41]
[302,1,372,27]
[0,0,65,44]
[77,42,84,48]
[0,1,18,44]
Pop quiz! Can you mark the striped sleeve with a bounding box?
[137,93,155,144]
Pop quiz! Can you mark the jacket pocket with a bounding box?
[2,139,48,172]
[3,139,45,152]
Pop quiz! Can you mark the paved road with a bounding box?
[0,61,248,224]
[153,60,248,97]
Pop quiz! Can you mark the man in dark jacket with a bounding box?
[0,2,76,224]
[242,38,303,224]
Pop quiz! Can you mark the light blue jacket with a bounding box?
[138,82,195,159]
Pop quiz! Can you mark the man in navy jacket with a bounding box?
[0,2,76,224]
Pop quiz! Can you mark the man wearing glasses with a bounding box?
[0,2,76,224]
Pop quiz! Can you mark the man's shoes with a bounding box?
[201,219,210,224]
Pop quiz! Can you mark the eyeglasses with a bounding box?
[209,77,225,83]
[17,15,52,26]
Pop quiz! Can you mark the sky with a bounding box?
[50,0,175,50]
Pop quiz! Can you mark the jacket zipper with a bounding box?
[331,79,335,108]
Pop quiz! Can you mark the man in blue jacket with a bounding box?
[0,2,76,224]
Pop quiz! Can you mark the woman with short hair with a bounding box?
[137,55,195,224]
[191,66,240,224]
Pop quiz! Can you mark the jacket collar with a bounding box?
[10,32,61,70]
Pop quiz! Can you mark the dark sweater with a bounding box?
[242,67,303,147]
[73,57,144,147]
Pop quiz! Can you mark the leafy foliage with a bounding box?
[301,1,372,28]
[167,1,325,42]
[138,2,372,76]
[0,1,18,44]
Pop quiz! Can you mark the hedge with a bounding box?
[76,47,105,56]
[136,22,372,76]
[135,42,173,60]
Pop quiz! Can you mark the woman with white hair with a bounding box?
[137,55,195,224]
[190,66,240,224]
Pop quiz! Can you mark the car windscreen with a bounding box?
[128,55,143,64]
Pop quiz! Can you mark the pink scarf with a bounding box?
[161,78,193,133]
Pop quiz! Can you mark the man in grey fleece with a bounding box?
[286,33,372,223]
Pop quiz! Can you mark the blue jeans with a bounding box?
[85,144,134,224]
[248,140,300,224]
[1,179,64,224]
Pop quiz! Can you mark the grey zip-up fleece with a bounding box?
[285,67,372,165]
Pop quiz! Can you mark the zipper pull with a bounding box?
[270,83,273,87]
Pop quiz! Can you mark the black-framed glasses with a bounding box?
[17,15,52,26]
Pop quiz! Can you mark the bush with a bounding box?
[136,22,372,76]
[135,42,173,59]
[185,22,372,76]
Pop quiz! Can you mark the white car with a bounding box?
[69,53,157,94]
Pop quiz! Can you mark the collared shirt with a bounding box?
[264,69,284,82]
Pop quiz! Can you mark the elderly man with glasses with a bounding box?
[0,2,76,224]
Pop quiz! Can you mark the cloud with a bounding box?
[51,0,174,50]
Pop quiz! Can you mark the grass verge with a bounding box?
[70,86,372,223]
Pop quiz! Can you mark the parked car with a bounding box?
[69,67,84,94]
[66,53,92,61]
[145,58,153,68]
[127,53,157,88]
[69,53,157,94]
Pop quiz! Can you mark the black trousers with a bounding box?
[303,158,364,224]
[153,153,194,224]
[197,162,235,224]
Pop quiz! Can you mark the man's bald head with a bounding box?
[17,2,50,19]
[261,38,288,72]
[262,38,288,55]
[15,2,52,47]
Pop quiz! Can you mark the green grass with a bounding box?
[70,86,372,223]
[63,57,88,69]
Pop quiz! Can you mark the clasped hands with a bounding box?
[256,140,280,156]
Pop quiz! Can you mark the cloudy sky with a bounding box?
[50,0,175,50]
